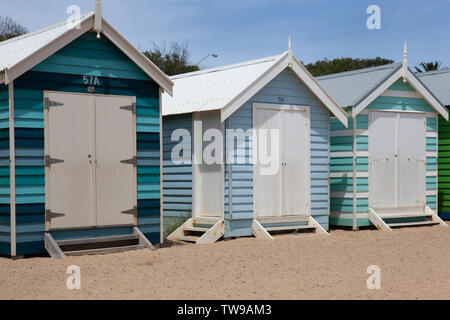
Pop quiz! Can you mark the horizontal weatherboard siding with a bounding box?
[162,114,193,228]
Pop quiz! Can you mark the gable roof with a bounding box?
[162,52,349,126]
[0,11,173,95]
[417,69,450,106]
[316,63,402,107]
[317,62,448,120]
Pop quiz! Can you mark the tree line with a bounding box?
[0,15,444,76]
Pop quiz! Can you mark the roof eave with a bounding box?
[404,68,449,121]
[101,18,174,96]
[220,52,289,122]
[351,64,403,117]
[3,13,95,85]
[290,56,348,127]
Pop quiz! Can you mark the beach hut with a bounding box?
[317,43,448,231]
[417,69,450,220]
[0,1,173,258]
[161,41,349,243]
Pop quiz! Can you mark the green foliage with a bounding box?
[414,61,442,73]
[143,42,200,76]
[304,57,395,77]
[0,15,28,42]
[164,215,190,240]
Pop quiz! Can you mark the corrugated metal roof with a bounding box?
[316,63,402,107]
[162,53,286,116]
[0,12,94,72]
[417,69,450,106]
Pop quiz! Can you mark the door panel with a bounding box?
[397,113,426,207]
[254,107,282,217]
[369,111,426,209]
[281,109,309,216]
[369,112,397,208]
[194,111,224,218]
[95,95,136,227]
[46,92,95,229]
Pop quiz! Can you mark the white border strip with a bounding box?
[9,81,16,257]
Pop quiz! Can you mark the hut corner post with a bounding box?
[9,81,16,256]
[352,109,358,231]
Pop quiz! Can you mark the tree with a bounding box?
[0,15,28,42]
[414,61,442,73]
[143,42,199,76]
[304,57,394,77]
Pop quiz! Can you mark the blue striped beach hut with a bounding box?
[161,42,349,243]
[317,43,449,231]
[0,2,173,258]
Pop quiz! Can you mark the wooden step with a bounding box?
[176,235,200,243]
[184,226,210,233]
[378,212,431,219]
[57,234,139,246]
[265,225,314,232]
[65,244,147,256]
[388,220,438,228]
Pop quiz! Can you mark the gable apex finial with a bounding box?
[403,40,407,63]
[288,36,293,59]
[402,40,408,83]
[94,0,102,39]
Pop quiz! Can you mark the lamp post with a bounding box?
[196,53,218,66]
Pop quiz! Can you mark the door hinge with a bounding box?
[120,103,136,114]
[121,206,137,217]
[44,97,64,110]
[120,156,137,167]
[45,155,64,167]
[45,209,65,221]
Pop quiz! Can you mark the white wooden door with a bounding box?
[254,107,282,217]
[369,111,426,208]
[95,95,136,227]
[369,112,397,208]
[193,111,224,219]
[45,92,96,229]
[45,92,136,230]
[281,108,309,215]
[254,104,310,218]
[397,113,426,207]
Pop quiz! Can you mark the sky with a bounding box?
[2,0,450,70]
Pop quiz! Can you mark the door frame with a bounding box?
[192,111,225,222]
[44,91,137,231]
[368,109,426,209]
[252,103,311,220]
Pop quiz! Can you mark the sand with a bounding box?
[0,225,449,300]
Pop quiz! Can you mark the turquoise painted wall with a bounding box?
[0,84,10,255]
[225,68,331,236]
[329,79,438,227]
[11,31,161,255]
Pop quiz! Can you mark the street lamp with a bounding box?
[196,53,219,66]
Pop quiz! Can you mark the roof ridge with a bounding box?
[416,68,450,77]
[171,52,286,80]
[0,11,94,48]
[316,62,401,81]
